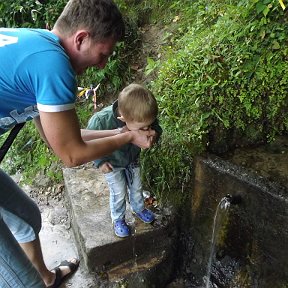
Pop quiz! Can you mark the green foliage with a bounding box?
[1,0,287,208]
[141,134,194,207]
[0,122,62,184]
[144,57,160,77]
[0,0,66,28]
[141,0,288,202]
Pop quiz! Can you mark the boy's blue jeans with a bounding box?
[104,165,144,222]
[0,169,45,288]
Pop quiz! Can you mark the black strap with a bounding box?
[0,123,25,163]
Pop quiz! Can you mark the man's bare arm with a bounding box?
[33,116,51,148]
[34,116,120,146]
[39,109,155,167]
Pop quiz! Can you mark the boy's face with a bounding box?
[118,116,154,131]
[126,120,154,131]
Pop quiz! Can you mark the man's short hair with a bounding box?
[54,0,125,41]
[118,84,158,123]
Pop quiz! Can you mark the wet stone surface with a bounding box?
[179,143,288,288]
[225,136,288,190]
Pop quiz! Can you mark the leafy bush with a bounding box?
[0,0,66,28]
[1,0,287,207]
[141,0,288,204]
[0,121,62,184]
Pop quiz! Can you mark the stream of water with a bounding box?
[205,196,231,288]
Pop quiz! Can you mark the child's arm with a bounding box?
[81,128,121,141]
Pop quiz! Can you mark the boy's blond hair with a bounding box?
[118,84,158,123]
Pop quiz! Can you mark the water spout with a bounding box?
[221,194,242,208]
[220,195,232,210]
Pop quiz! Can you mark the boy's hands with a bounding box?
[99,162,113,173]
[148,129,159,145]
[117,125,156,149]
[129,128,156,149]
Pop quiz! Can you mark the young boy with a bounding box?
[87,83,162,237]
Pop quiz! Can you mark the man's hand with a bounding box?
[99,162,113,173]
[129,129,156,149]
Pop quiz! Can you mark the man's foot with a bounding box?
[47,258,80,288]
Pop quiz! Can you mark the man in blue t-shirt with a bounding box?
[0,0,156,287]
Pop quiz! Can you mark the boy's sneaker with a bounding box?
[114,219,130,238]
[133,208,155,224]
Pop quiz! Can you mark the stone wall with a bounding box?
[188,156,288,287]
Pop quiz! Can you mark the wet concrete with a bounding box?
[184,153,288,287]
[225,135,288,190]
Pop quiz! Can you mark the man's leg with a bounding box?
[2,206,78,287]
[0,216,45,288]
[20,237,57,287]
[0,169,79,287]
[20,238,79,287]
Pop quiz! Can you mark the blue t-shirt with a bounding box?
[0,28,77,135]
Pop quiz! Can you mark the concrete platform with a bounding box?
[62,165,177,286]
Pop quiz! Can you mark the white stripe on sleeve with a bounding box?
[37,103,75,112]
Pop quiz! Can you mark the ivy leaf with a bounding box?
[272,40,280,50]
[262,6,270,16]
[256,2,266,14]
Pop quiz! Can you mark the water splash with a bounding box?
[205,195,231,288]
[128,217,138,268]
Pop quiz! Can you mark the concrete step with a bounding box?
[63,165,176,286]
